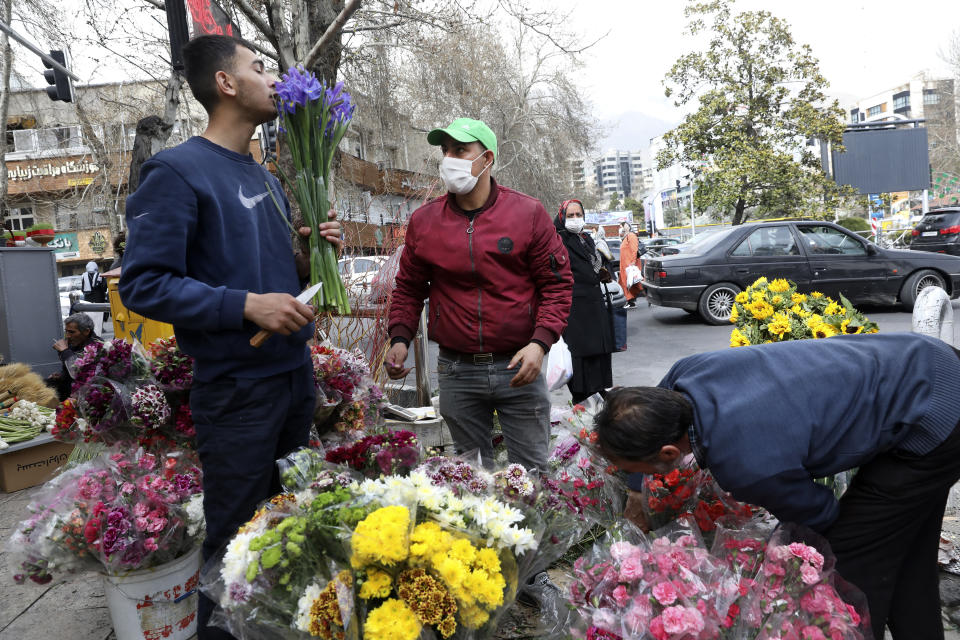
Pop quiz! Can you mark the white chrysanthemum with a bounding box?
[295,582,323,632]
[76,418,88,433]
[185,494,205,537]
[219,531,260,607]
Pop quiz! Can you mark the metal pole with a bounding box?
[689,176,696,239]
[0,21,80,80]
[413,306,432,406]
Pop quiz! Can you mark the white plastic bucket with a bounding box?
[102,546,202,640]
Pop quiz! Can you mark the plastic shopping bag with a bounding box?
[625,264,643,288]
[546,337,573,391]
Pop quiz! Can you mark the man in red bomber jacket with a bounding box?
[385,118,572,472]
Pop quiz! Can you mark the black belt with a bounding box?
[438,347,514,365]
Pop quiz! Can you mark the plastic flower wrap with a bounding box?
[557,518,871,640]
[641,461,757,543]
[271,66,354,314]
[147,336,194,391]
[565,520,739,640]
[734,525,870,638]
[325,430,422,479]
[311,344,387,433]
[70,338,152,393]
[10,446,203,584]
[729,277,879,346]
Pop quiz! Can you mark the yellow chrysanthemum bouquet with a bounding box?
[729,277,879,347]
[350,507,513,640]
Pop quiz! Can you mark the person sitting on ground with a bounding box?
[47,312,103,400]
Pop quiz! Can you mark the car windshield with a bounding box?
[675,227,737,254]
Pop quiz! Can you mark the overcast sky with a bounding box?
[559,0,959,149]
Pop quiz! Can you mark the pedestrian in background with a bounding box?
[555,199,614,403]
[619,221,642,307]
[81,261,107,304]
[385,117,572,473]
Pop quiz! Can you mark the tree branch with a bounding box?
[231,0,277,44]
[303,0,362,69]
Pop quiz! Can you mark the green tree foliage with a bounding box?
[837,216,870,232]
[657,0,854,225]
[623,196,644,216]
[608,191,622,210]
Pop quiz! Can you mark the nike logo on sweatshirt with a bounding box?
[238,186,270,209]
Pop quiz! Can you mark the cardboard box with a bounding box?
[0,433,74,492]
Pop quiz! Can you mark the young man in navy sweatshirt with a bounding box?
[595,333,960,640]
[119,35,340,640]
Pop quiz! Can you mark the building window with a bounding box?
[893,94,910,111]
[4,206,35,231]
[924,89,940,105]
[867,104,884,117]
[850,108,859,123]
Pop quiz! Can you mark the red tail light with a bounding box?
[941,225,960,235]
[912,229,920,236]
[657,271,667,279]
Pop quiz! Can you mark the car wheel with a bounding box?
[900,269,947,310]
[698,282,741,325]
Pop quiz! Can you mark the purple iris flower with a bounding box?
[275,65,323,113]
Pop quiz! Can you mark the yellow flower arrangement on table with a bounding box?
[729,277,879,347]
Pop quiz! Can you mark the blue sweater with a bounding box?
[119,137,311,382]
[628,333,960,532]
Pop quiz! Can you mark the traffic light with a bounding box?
[260,119,278,159]
[43,50,73,103]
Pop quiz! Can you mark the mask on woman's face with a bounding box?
[439,152,490,194]
[565,217,585,234]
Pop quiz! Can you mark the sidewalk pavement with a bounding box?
[4,479,960,639]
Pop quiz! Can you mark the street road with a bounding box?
[385,297,957,405]
[597,298,956,392]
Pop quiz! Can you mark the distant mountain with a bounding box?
[598,111,679,152]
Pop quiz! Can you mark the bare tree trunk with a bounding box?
[306,0,345,84]
[733,197,746,225]
[0,0,12,236]
[127,71,183,193]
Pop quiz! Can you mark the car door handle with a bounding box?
[735,268,750,274]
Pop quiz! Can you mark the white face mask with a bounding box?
[439,152,490,195]
[565,217,585,234]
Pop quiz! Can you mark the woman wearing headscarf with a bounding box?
[619,221,642,308]
[555,199,615,403]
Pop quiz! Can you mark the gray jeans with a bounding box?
[437,351,551,471]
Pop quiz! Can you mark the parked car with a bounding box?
[58,275,83,318]
[642,220,960,325]
[338,255,389,302]
[909,207,960,256]
[643,237,683,257]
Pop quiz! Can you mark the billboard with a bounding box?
[831,127,929,194]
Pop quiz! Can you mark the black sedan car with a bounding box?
[642,220,960,324]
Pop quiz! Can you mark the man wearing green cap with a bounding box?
[385,117,573,473]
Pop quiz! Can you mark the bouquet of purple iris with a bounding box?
[271,66,355,313]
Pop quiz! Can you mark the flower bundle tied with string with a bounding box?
[271,66,355,313]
